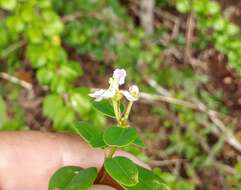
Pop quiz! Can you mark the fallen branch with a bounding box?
[185,12,195,65]
[140,0,155,35]
[0,72,33,91]
[149,159,184,167]
[140,91,241,153]
[1,40,26,58]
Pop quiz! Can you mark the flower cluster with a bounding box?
[89,69,139,102]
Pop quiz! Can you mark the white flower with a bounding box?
[89,68,126,101]
[89,89,115,102]
[121,85,140,101]
[113,68,126,85]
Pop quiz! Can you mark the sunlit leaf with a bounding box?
[104,156,139,186]
[0,96,7,127]
[64,167,97,190]
[74,122,106,148]
[124,166,169,190]
[132,136,145,148]
[43,94,64,118]
[49,166,97,190]
[103,127,137,147]
[49,166,82,190]
[0,0,16,10]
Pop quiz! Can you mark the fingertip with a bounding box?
[90,185,116,190]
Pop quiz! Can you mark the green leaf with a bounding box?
[104,156,139,186]
[176,0,191,13]
[26,44,48,68]
[48,166,97,190]
[70,93,91,114]
[43,95,64,118]
[59,62,82,81]
[206,1,220,15]
[53,107,75,130]
[0,96,7,127]
[49,166,82,190]
[93,100,124,118]
[226,23,240,36]
[132,137,145,147]
[124,166,169,190]
[64,167,97,190]
[103,127,137,147]
[42,11,63,37]
[74,122,106,148]
[51,77,67,94]
[37,67,54,85]
[0,0,16,10]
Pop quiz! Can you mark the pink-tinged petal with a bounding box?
[121,90,137,101]
[89,89,106,101]
[102,89,116,99]
[129,85,139,95]
[89,88,116,102]
[95,96,104,102]
[121,85,140,101]
[108,77,119,91]
[113,68,126,85]
[89,89,105,98]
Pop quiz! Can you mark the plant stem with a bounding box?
[100,146,117,183]
[112,100,121,123]
[107,147,117,158]
[124,101,133,120]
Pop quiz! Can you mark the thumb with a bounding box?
[91,185,116,190]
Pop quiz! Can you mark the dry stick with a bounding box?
[154,8,186,31]
[183,13,241,151]
[185,12,195,65]
[140,0,155,35]
[149,159,184,167]
[1,40,26,58]
[140,92,241,153]
[144,4,241,153]
[61,11,104,23]
[138,1,239,179]
[62,12,82,22]
[141,92,201,110]
[0,72,33,91]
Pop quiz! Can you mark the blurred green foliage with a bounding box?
[0,0,105,131]
[176,0,241,75]
[227,161,241,190]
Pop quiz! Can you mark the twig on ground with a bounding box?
[140,91,241,153]
[1,40,26,58]
[171,18,181,39]
[214,162,236,175]
[62,12,82,22]
[140,0,155,35]
[141,92,203,110]
[146,79,170,96]
[185,12,195,65]
[149,159,184,167]
[62,12,104,23]
[0,72,33,91]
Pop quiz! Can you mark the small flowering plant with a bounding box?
[48,69,168,190]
